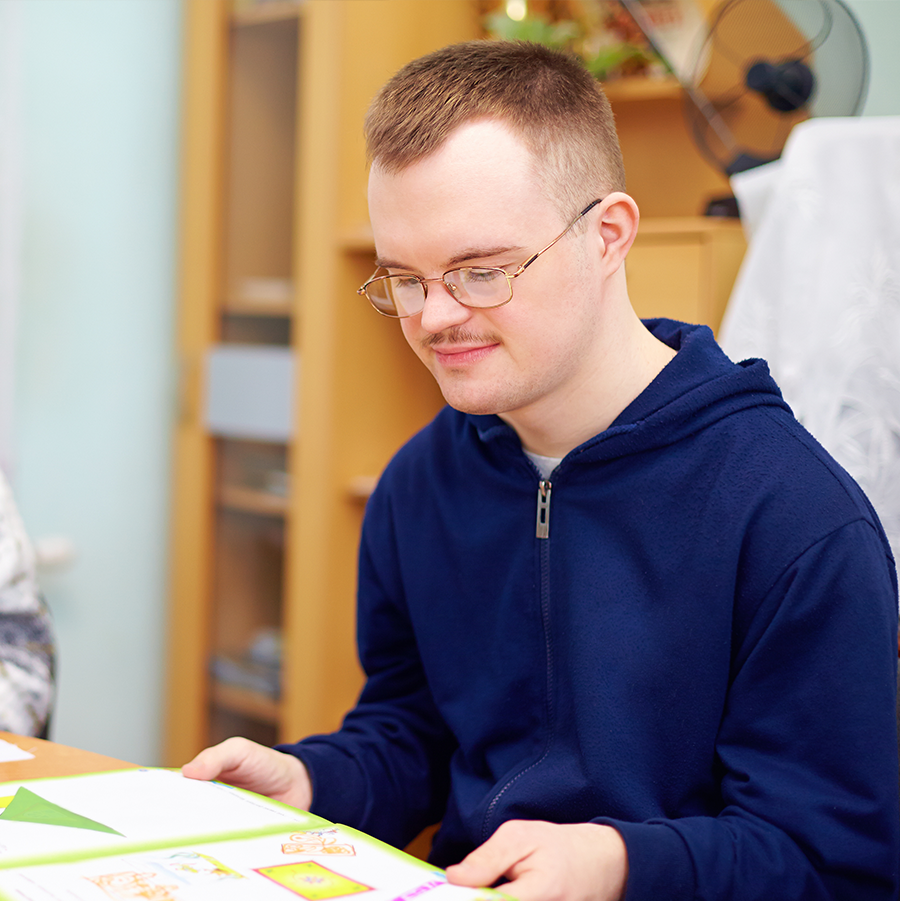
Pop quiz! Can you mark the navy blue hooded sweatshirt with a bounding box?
[280,321,900,901]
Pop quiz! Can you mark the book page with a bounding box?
[0,821,506,901]
[0,769,327,868]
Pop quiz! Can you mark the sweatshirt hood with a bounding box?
[472,319,792,464]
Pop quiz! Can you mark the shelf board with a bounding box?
[602,75,682,103]
[347,475,377,502]
[637,216,744,236]
[222,298,294,318]
[211,680,280,724]
[341,224,376,254]
[231,0,305,26]
[219,485,289,517]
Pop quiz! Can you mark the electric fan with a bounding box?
[622,0,869,183]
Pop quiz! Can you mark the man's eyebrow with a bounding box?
[374,245,527,272]
[374,256,413,271]
[446,245,526,267]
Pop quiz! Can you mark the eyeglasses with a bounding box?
[357,198,604,319]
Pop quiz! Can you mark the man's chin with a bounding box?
[430,368,523,417]
[437,386,507,417]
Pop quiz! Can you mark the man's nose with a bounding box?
[418,279,472,334]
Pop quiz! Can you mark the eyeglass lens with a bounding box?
[367,268,511,317]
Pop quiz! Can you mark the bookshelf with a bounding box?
[164,0,477,767]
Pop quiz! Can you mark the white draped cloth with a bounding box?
[719,117,900,565]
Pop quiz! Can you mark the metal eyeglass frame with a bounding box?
[357,198,604,319]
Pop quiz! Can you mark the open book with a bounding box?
[0,768,508,901]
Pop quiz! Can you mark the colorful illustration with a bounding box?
[256,860,372,900]
[282,829,356,857]
[84,869,179,901]
[152,851,243,885]
[0,787,123,835]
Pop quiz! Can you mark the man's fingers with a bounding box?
[180,748,223,781]
[496,868,556,901]
[446,821,534,888]
[447,821,628,901]
[181,737,248,782]
[445,855,507,890]
[182,737,312,810]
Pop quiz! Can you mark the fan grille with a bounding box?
[684,0,867,175]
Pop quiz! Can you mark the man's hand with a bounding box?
[446,820,628,901]
[181,737,313,810]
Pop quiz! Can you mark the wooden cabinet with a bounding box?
[165,0,745,768]
[628,217,745,333]
[164,0,479,767]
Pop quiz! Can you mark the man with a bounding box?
[184,41,900,901]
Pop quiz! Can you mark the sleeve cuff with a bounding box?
[592,818,695,901]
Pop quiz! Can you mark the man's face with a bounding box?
[367,120,606,432]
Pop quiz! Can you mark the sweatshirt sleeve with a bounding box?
[0,473,56,737]
[596,519,900,901]
[276,480,455,849]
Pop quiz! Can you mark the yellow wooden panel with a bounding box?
[628,237,704,324]
[282,0,476,744]
[700,226,747,332]
[164,0,230,768]
[336,0,483,233]
[626,218,745,333]
[613,98,731,219]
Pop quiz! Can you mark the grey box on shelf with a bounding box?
[205,345,297,442]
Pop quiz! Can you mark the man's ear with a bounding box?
[594,192,639,276]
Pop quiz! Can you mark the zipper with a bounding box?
[482,479,555,840]
[536,479,552,539]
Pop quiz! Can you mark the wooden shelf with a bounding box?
[165,0,467,768]
[231,0,304,26]
[601,75,683,103]
[342,216,742,251]
[347,475,377,502]
[341,225,377,254]
[637,216,743,235]
[211,680,280,724]
[223,298,294,318]
[219,485,289,517]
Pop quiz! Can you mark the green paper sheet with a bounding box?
[0,788,123,836]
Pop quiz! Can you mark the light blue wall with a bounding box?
[13,0,181,764]
[845,0,900,116]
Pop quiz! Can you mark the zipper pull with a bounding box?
[536,480,552,539]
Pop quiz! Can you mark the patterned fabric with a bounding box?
[720,117,900,569]
[0,470,55,736]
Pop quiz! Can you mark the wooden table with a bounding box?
[0,732,137,782]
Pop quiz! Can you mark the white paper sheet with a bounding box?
[0,740,33,763]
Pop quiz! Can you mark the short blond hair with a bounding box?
[365,40,626,218]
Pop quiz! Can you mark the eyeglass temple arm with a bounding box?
[513,197,604,277]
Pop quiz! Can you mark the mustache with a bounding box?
[422,327,500,350]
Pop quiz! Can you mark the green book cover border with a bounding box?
[0,767,331,870]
